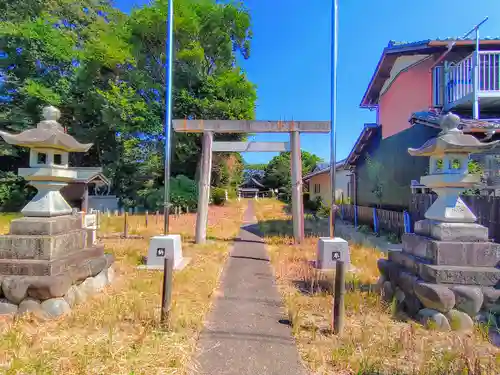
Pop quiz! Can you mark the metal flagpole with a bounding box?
[163,0,174,235]
[329,0,338,238]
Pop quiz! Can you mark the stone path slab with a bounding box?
[188,201,307,375]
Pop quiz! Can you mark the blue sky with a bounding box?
[116,0,500,164]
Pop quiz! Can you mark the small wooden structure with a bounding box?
[61,167,116,212]
[238,176,267,198]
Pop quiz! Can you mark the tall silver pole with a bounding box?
[473,27,480,119]
[163,0,174,235]
[329,0,338,238]
[460,17,488,120]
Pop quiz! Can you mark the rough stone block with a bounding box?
[414,282,455,313]
[388,250,430,276]
[445,309,474,331]
[26,274,72,300]
[0,245,104,276]
[0,298,18,316]
[418,308,451,331]
[17,297,49,320]
[482,286,500,314]
[396,269,420,296]
[402,233,500,267]
[403,295,423,316]
[2,277,29,304]
[449,285,484,317]
[66,254,112,283]
[315,237,350,270]
[419,264,500,286]
[9,215,83,236]
[414,219,488,242]
[64,285,87,307]
[41,297,71,318]
[0,230,87,260]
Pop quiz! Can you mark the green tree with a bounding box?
[245,163,267,171]
[0,0,256,209]
[263,151,322,201]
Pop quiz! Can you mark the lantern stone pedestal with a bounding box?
[378,113,500,331]
[0,106,114,320]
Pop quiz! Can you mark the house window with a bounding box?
[314,184,321,194]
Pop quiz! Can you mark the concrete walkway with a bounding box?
[189,201,307,375]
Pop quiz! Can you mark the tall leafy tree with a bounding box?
[263,151,322,201]
[0,0,256,209]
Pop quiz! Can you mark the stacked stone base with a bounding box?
[0,214,115,320]
[378,219,500,331]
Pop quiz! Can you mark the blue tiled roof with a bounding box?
[345,123,380,166]
[387,40,430,49]
[303,159,346,180]
[387,37,500,50]
[312,160,345,173]
[410,111,500,131]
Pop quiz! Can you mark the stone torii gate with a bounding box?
[173,119,331,244]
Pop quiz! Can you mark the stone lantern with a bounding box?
[378,113,500,331]
[0,106,114,320]
[408,113,497,224]
[0,106,92,217]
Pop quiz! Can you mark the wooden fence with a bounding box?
[340,193,500,242]
[409,193,500,242]
[340,204,406,237]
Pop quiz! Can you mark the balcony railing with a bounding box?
[478,51,500,91]
[441,51,500,107]
[447,54,473,104]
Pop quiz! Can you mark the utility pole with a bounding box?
[329,0,338,238]
[163,0,175,235]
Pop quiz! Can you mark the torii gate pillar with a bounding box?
[195,131,213,244]
[290,131,305,243]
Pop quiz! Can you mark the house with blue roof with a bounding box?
[344,38,500,210]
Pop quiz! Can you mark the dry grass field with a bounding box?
[255,199,500,375]
[0,201,245,374]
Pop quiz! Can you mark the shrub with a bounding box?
[357,224,372,234]
[140,175,198,211]
[304,195,325,213]
[317,202,330,218]
[0,172,34,212]
[211,188,226,206]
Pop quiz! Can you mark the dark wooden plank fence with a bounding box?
[409,193,500,242]
[357,206,373,227]
[376,209,405,237]
[340,193,500,242]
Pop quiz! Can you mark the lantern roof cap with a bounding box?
[0,106,92,152]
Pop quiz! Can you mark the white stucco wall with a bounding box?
[308,169,350,204]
